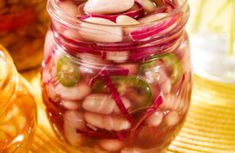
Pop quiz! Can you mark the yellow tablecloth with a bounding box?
[23,68,235,153]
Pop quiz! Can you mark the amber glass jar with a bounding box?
[0,45,37,153]
[42,0,191,152]
[0,0,48,71]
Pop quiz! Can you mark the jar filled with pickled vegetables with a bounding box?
[42,0,191,152]
[0,45,37,153]
[0,0,48,71]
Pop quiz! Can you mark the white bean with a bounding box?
[99,139,123,152]
[116,15,140,34]
[146,111,163,126]
[80,17,123,43]
[161,79,172,94]
[64,111,85,146]
[165,111,179,126]
[61,100,80,110]
[135,0,156,12]
[84,0,135,14]
[45,83,59,102]
[58,0,78,17]
[158,67,172,94]
[116,15,139,25]
[84,112,131,131]
[159,94,172,109]
[82,94,131,114]
[55,82,91,100]
[106,51,129,63]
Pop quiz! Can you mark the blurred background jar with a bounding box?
[188,0,235,83]
[0,0,49,71]
[0,45,37,153]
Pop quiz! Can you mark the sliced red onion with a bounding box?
[165,0,178,9]
[132,94,163,131]
[52,29,95,54]
[129,37,180,61]
[148,6,170,14]
[0,8,36,32]
[108,68,130,76]
[129,14,178,41]
[79,2,144,22]
[100,69,134,124]
[88,67,129,85]
[44,47,56,65]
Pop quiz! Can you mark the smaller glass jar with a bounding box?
[0,0,49,71]
[189,0,235,83]
[0,45,37,153]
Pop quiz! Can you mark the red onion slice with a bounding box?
[89,67,129,85]
[100,69,134,124]
[0,8,36,32]
[132,94,163,131]
[79,2,144,22]
[108,68,130,76]
[129,37,180,61]
[129,14,178,41]
[165,0,178,9]
[44,47,56,66]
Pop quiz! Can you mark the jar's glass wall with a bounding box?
[0,0,49,71]
[0,45,37,152]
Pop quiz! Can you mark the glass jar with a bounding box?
[0,0,48,71]
[0,45,37,153]
[188,0,235,83]
[42,0,191,152]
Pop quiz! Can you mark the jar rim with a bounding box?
[47,0,188,28]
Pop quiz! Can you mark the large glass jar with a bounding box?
[0,0,48,71]
[42,0,191,152]
[0,45,37,153]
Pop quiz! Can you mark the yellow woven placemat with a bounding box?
[22,68,235,153]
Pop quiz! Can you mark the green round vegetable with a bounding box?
[140,53,183,84]
[56,56,80,87]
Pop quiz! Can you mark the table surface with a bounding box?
[22,68,235,153]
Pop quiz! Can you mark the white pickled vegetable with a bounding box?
[84,0,135,14]
[80,17,123,43]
